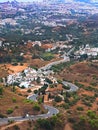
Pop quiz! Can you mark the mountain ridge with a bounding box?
[0,0,98,4]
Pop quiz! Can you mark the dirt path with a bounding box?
[0,121,22,130]
[64,123,73,130]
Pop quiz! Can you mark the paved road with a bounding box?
[39,56,70,71]
[66,47,75,56]
[0,105,59,125]
[27,94,38,101]
[0,83,78,126]
[62,81,78,92]
[0,80,78,126]
[38,47,75,71]
[0,94,59,126]
[0,47,78,126]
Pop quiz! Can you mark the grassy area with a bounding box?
[41,52,54,61]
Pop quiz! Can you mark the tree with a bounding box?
[54,96,62,102]
[12,86,16,92]
[80,54,88,61]
[0,87,3,95]
[36,77,40,84]
[48,93,51,99]
[39,84,48,95]
[66,92,71,98]
[37,119,52,130]
[16,56,24,62]
[87,110,96,119]
[34,90,38,94]
[34,44,40,51]
[45,78,53,84]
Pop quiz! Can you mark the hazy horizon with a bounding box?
[0,0,42,2]
[0,0,98,3]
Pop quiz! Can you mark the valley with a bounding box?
[0,0,98,130]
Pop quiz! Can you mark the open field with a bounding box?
[0,63,28,76]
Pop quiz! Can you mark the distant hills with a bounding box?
[66,0,98,3]
[48,0,98,3]
[75,0,90,2]
[43,0,98,3]
[0,0,98,3]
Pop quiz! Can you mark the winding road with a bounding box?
[0,94,59,126]
[39,56,70,71]
[0,47,78,126]
[62,81,78,92]
[0,80,78,126]
[0,81,78,126]
[0,105,59,126]
[38,46,75,71]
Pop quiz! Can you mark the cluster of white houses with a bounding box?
[7,67,57,88]
[75,44,98,57]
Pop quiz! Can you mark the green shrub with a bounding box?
[0,87,3,95]
[0,113,6,118]
[38,97,44,104]
[23,99,33,104]
[15,106,19,109]
[77,106,84,111]
[12,97,17,103]
[87,110,96,119]
[27,89,32,93]
[20,63,23,66]
[90,82,97,86]
[37,118,52,130]
[12,62,18,66]
[60,103,70,109]
[33,103,40,111]
[21,86,25,89]
[68,117,76,123]
[62,85,70,90]
[8,119,14,124]
[13,125,20,130]
[89,119,98,128]
[7,108,13,114]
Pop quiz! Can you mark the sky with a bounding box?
[0,0,40,2]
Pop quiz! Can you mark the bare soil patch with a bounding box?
[0,63,28,76]
[57,61,98,85]
[0,120,35,130]
[6,63,28,74]
[64,123,73,130]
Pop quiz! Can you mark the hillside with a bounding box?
[0,85,45,118]
[57,61,98,85]
[53,61,98,130]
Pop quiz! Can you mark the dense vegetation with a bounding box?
[33,114,64,130]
